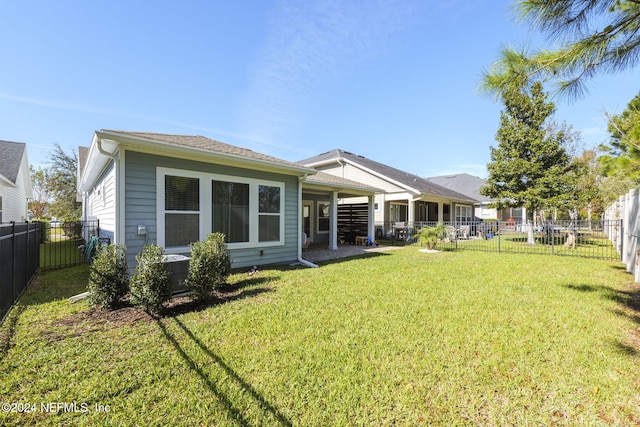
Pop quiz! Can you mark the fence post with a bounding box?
[621,219,624,262]
[11,221,16,304]
[551,220,555,255]
[25,221,29,286]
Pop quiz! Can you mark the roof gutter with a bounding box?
[96,130,316,177]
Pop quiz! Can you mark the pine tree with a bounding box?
[482,0,640,99]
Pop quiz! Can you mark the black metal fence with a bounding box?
[384,220,622,260]
[1,222,41,324]
[40,220,101,271]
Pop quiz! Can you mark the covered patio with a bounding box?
[301,243,403,262]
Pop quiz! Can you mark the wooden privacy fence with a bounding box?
[0,222,40,324]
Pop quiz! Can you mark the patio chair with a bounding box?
[458,225,470,240]
[445,226,457,242]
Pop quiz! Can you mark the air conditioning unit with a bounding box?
[161,254,190,294]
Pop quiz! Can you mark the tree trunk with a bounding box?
[527,218,535,245]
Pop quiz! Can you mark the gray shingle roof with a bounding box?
[101,130,311,171]
[304,170,380,192]
[0,140,26,184]
[427,173,491,203]
[299,149,476,202]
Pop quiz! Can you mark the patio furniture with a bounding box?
[393,222,406,239]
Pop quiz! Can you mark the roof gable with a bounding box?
[427,173,491,203]
[299,149,476,202]
[0,140,26,184]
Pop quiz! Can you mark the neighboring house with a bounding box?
[298,149,478,236]
[0,140,33,223]
[78,130,378,269]
[426,173,527,222]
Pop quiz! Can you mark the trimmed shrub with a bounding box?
[416,222,447,250]
[185,233,231,301]
[87,244,128,309]
[129,245,171,314]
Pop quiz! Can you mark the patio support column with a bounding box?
[368,195,375,239]
[329,190,339,250]
[437,202,444,222]
[408,200,415,226]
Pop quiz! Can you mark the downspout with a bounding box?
[337,158,345,178]
[96,138,121,244]
[298,174,319,268]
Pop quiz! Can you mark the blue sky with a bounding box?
[1,0,638,178]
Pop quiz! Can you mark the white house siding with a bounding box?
[124,151,300,269]
[0,154,31,223]
[86,163,116,240]
[317,164,405,193]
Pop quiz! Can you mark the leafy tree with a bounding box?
[481,81,577,244]
[599,91,640,182]
[48,144,81,220]
[482,0,640,99]
[573,149,605,221]
[29,166,51,218]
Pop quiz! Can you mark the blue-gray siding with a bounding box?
[124,150,300,269]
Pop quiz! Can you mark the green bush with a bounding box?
[61,221,83,239]
[87,244,129,309]
[37,220,51,243]
[185,233,231,301]
[416,222,447,250]
[129,245,171,314]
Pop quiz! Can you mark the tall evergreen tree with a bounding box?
[48,144,81,220]
[481,81,576,244]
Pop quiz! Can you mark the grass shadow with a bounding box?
[157,317,293,426]
[312,251,392,267]
[156,319,253,427]
[163,274,280,317]
[564,284,599,293]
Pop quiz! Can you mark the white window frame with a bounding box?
[157,167,285,252]
[455,204,473,222]
[157,169,204,252]
[317,202,330,234]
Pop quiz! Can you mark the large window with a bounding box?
[164,175,200,247]
[158,168,284,250]
[455,205,473,222]
[390,203,407,222]
[212,181,249,243]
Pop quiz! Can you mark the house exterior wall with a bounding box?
[0,153,31,223]
[123,150,300,269]
[316,163,405,193]
[85,162,116,240]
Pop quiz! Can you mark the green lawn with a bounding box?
[1,250,639,426]
[39,239,85,270]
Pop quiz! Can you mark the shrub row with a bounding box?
[87,233,231,314]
